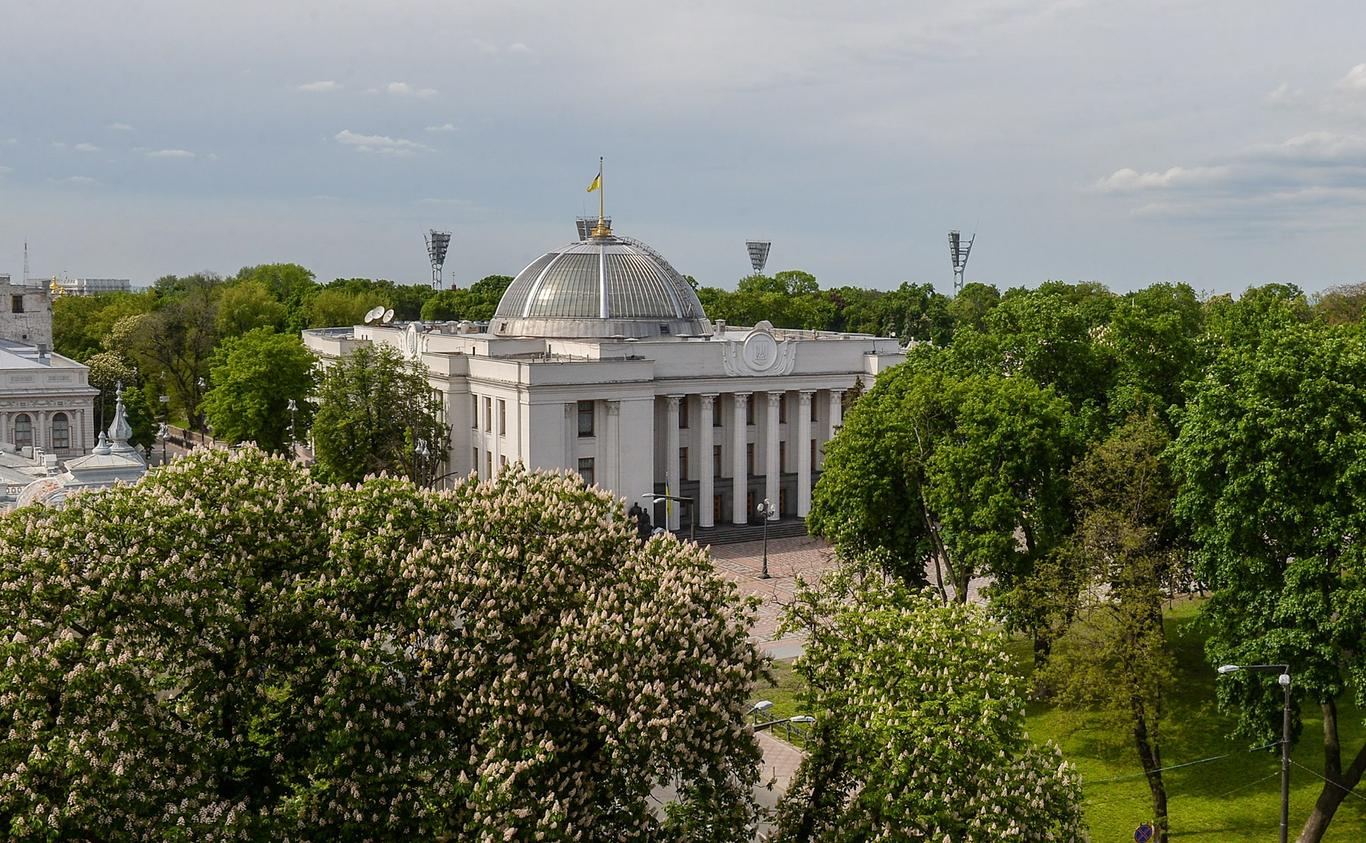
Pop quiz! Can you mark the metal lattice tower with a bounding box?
[425,230,452,289]
[949,230,975,294]
[745,241,772,275]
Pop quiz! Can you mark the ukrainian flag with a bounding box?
[587,172,601,193]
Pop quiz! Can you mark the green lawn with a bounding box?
[751,599,1366,840]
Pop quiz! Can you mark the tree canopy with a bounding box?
[0,449,766,840]
[774,564,1084,841]
[201,328,317,452]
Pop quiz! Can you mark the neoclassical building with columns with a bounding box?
[304,221,904,531]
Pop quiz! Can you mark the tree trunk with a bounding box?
[1296,700,1366,843]
[1133,708,1169,842]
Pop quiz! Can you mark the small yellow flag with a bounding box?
[586,172,601,193]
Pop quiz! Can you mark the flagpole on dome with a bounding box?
[588,157,610,237]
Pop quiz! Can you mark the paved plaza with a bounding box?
[709,534,839,658]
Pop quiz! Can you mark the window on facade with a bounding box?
[811,396,819,422]
[811,438,818,469]
[778,394,787,424]
[714,494,723,522]
[51,413,69,450]
[746,442,755,476]
[678,398,689,429]
[484,397,492,432]
[13,413,32,448]
[471,395,478,429]
[578,400,594,437]
[578,457,595,486]
[500,454,507,468]
[713,444,723,479]
[498,399,507,436]
[472,447,479,474]
[779,441,787,472]
[11,296,23,314]
[713,404,723,427]
[746,398,754,426]
[487,452,493,477]
[679,447,688,481]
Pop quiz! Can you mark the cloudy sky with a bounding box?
[2,0,1365,294]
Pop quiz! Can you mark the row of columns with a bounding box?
[0,408,89,453]
[662,389,844,530]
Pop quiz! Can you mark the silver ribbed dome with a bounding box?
[491,232,710,338]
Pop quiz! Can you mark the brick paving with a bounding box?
[708,534,839,656]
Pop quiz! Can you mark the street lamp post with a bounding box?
[639,493,695,543]
[156,422,169,466]
[756,498,774,579]
[1218,663,1292,843]
[286,398,297,457]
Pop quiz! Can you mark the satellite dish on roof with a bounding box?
[363,305,386,324]
[381,308,396,324]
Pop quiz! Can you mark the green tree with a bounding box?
[312,344,450,485]
[307,288,388,329]
[1045,414,1180,841]
[0,449,765,840]
[214,279,286,337]
[1170,321,1366,842]
[1313,282,1366,326]
[125,274,221,430]
[946,281,1001,335]
[1105,283,1203,424]
[773,563,1084,841]
[201,328,317,452]
[419,275,514,322]
[810,351,1080,630]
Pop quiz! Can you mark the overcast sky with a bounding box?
[2,0,1365,295]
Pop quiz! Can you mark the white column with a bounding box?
[564,402,577,476]
[698,394,716,528]
[605,400,621,492]
[829,390,844,436]
[665,395,682,530]
[765,392,780,518]
[797,391,814,517]
[0,413,7,447]
[36,410,48,450]
[731,392,750,525]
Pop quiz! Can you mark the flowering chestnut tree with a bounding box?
[0,448,765,841]
[773,562,1084,841]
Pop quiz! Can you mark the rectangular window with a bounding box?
[811,438,817,468]
[500,454,507,468]
[487,452,493,477]
[713,404,723,427]
[578,400,594,437]
[779,441,787,472]
[484,397,492,432]
[713,444,723,479]
[498,399,507,436]
[578,457,595,486]
[714,494,723,522]
[11,295,23,314]
[746,399,754,426]
[746,442,755,476]
[778,394,787,424]
[811,396,819,422]
[471,395,478,429]
[678,398,689,429]
[472,447,479,475]
[679,447,688,481]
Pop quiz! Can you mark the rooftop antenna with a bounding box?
[949,229,975,295]
[23,242,30,286]
[745,241,772,275]
[381,308,395,324]
[363,305,385,324]
[424,229,452,290]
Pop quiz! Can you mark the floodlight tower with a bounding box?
[425,230,452,289]
[746,240,772,275]
[949,230,975,294]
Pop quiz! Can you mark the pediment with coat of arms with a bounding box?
[721,322,797,377]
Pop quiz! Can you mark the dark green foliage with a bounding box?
[419,275,514,322]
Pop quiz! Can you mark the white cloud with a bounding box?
[508,42,532,55]
[108,122,134,132]
[50,141,67,150]
[1264,82,1303,107]
[0,165,11,176]
[297,80,342,93]
[74,142,100,153]
[385,81,438,98]
[51,175,97,185]
[1335,63,1366,93]
[146,149,197,158]
[425,123,458,133]
[333,129,432,156]
[1092,165,1230,194]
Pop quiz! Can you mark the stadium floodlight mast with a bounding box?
[746,240,772,275]
[1217,663,1293,843]
[948,229,975,295]
[425,230,452,290]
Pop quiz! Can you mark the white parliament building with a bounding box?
[304,219,904,532]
